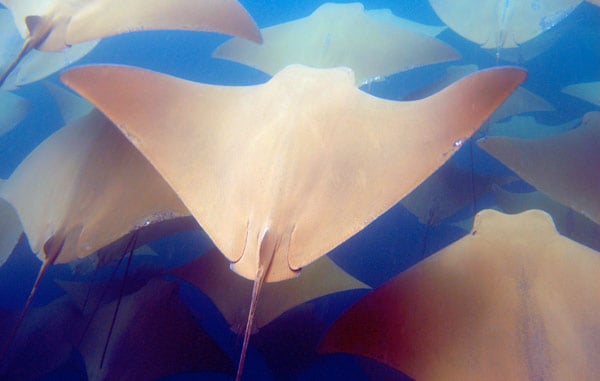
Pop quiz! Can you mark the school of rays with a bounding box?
[0,1,599,380]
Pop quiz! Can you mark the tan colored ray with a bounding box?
[492,86,555,123]
[428,0,582,49]
[588,0,600,6]
[562,81,600,106]
[213,2,460,86]
[0,295,82,380]
[0,180,22,267]
[0,8,99,90]
[0,109,195,360]
[63,64,524,380]
[67,244,159,276]
[321,209,600,380]
[483,17,566,63]
[407,64,553,123]
[62,64,525,282]
[0,90,30,137]
[0,0,260,87]
[364,9,446,36]
[488,115,578,138]
[494,186,600,251]
[44,82,94,124]
[1,41,98,91]
[171,248,370,333]
[78,278,232,381]
[401,160,514,225]
[479,111,600,225]
[0,0,260,51]
[0,110,192,265]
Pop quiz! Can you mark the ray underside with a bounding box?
[213,2,460,86]
[321,209,600,380]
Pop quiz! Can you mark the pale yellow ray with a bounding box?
[407,64,554,123]
[78,278,232,381]
[213,2,460,86]
[479,111,600,225]
[428,0,582,49]
[0,90,29,137]
[562,81,600,107]
[171,248,370,333]
[0,0,261,87]
[44,82,94,124]
[364,9,446,36]
[0,180,22,267]
[0,0,260,51]
[401,160,514,225]
[62,64,525,380]
[321,209,600,380]
[488,115,578,138]
[62,64,525,282]
[494,186,600,251]
[0,110,191,265]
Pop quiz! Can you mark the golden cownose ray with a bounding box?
[0,90,30,137]
[0,0,261,87]
[428,0,582,49]
[0,110,192,267]
[62,63,525,379]
[0,109,194,360]
[483,18,567,63]
[478,111,600,225]
[562,81,600,107]
[170,248,370,333]
[406,64,554,124]
[78,278,233,381]
[0,9,98,90]
[588,0,600,6]
[364,8,446,36]
[44,82,94,124]
[493,186,600,251]
[400,160,514,225]
[488,115,579,138]
[320,209,600,380]
[61,64,527,283]
[212,2,460,86]
[0,295,82,379]
[0,181,22,267]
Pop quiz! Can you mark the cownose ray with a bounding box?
[588,0,600,6]
[170,248,370,334]
[0,294,82,380]
[401,159,515,225]
[364,8,446,36]
[0,108,195,362]
[0,0,262,87]
[488,115,579,138]
[212,2,460,86]
[320,209,600,380]
[0,9,98,90]
[562,81,600,107]
[0,180,22,267]
[62,63,526,379]
[0,90,30,137]
[44,81,94,124]
[478,111,600,225]
[428,0,582,50]
[493,185,600,251]
[406,64,554,124]
[77,278,232,381]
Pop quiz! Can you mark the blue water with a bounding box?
[0,1,599,380]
